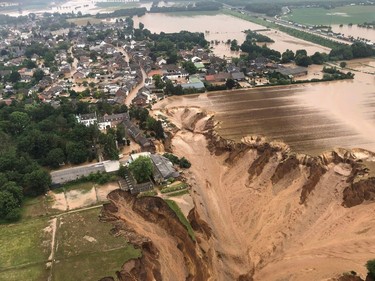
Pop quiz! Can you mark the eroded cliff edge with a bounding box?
[101,107,375,281]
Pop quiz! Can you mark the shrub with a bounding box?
[179,157,191,168]
[367,259,375,278]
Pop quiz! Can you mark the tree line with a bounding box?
[0,100,127,221]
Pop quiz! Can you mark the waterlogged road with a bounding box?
[156,60,375,155]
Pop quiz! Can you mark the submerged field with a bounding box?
[155,60,375,156]
[284,5,375,25]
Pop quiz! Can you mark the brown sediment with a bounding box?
[100,190,210,281]
[101,107,375,281]
[343,178,375,207]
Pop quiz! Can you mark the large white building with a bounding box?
[76,112,129,130]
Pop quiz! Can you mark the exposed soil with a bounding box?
[101,107,375,281]
[50,183,120,211]
[100,190,210,281]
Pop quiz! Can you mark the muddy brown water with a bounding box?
[158,60,375,155]
[332,24,375,42]
[133,13,330,57]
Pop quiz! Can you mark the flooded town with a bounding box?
[0,0,375,281]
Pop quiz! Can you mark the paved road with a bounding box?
[51,163,106,184]
[51,160,121,184]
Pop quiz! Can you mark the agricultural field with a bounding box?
[67,17,103,26]
[283,5,375,25]
[0,208,140,281]
[0,218,51,281]
[0,181,139,281]
[95,2,141,10]
[52,208,141,281]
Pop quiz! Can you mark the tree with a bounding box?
[367,259,375,278]
[179,157,191,168]
[23,169,51,196]
[183,61,197,75]
[295,49,307,57]
[9,111,30,134]
[311,52,327,65]
[153,75,165,89]
[24,59,37,69]
[340,61,347,68]
[0,191,20,221]
[99,132,119,160]
[46,148,65,169]
[230,39,239,51]
[295,54,312,67]
[66,142,88,164]
[129,156,153,183]
[33,69,45,83]
[281,49,295,63]
[139,22,144,30]
[9,71,21,83]
[226,78,236,90]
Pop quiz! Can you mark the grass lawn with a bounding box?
[21,196,55,220]
[165,199,195,241]
[284,5,375,25]
[55,208,134,259]
[160,182,187,194]
[52,247,140,281]
[167,189,189,197]
[52,208,141,281]
[0,264,49,281]
[54,181,95,194]
[0,218,51,280]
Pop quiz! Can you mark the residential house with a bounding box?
[276,66,308,78]
[123,119,154,150]
[150,154,180,184]
[76,113,97,126]
[180,76,205,90]
[231,72,246,81]
[72,71,86,80]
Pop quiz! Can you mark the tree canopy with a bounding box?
[366,259,375,279]
[129,156,153,183]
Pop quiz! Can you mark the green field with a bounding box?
[52,208,141,281]
[95,2,141,10]
[284,5,375,25]
[0,208,141,281]
[0,218,51,281]
[67,17,103,26]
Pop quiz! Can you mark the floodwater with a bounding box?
[133,13,330,57]
[332,24,375,43]
[156,59,375,155]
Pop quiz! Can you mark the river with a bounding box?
[155,59,375,155]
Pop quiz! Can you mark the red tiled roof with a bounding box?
[147,69,164,78]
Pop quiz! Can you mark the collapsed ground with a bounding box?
[102,107,375,281]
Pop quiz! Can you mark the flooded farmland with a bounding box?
[133,13,330,57]
[332,24,375,42]
[156,60,375,155]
